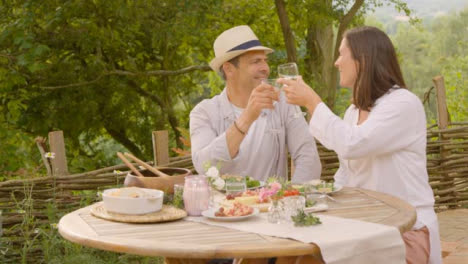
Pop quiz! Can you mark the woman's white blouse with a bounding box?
[309,88,442,264]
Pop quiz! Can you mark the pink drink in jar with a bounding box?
[183,175,210,216]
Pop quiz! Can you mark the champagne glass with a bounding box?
[277,63,306,118]
[262,78,281,92]
[261,79,282,134]
[261,78,281,109]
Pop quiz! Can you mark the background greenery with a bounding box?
[0,0,467,180]
[0,0,410,176]
[1,0,466,176]
[1,0,468,263]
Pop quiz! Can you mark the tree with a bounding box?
[273,0,412,110]
[0,0,220,171]
[389,6,468,122]
[0,0,415,174]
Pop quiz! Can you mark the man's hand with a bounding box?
[242,82,279,124]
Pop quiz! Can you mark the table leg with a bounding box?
[165,258,212,264]
[165,256,324,264]
[235,258,269,264]
[276,255,324,264]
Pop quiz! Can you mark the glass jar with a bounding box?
[267,199,283,224]
[282,196,306,221]
[183,175,210,216]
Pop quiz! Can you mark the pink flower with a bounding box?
[258,188,270,201]
[270,182,281,192]
[258,182,283,201]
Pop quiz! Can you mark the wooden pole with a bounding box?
[35,137,52,176]
[48,131,69,176]
[432,76,455,207]
[433,76,450,129]
[152,130,169,166]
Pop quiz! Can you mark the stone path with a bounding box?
[438,209,468,264]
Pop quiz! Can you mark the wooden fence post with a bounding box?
[433,76,450,130]
[48,131,69,176]
[35,137,52,176]
[152,130,169,166]
[432,76,455,207]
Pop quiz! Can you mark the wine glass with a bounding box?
[262,78,281,92]
[277,63,306,118]
[261,79,282,134]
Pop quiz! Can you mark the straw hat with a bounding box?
[209,25,273,72]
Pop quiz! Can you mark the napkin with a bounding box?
[186,213,405,264]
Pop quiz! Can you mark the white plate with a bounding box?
[219,181,265,192]
[247,181,265,190]
[202,208,260,221]
[304,203,329,213]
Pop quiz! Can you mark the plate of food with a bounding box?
[202,202,259,221]
[222,190,271,212]
[101,187,164,215]
[245,176,264,190]
[314,182,343,194]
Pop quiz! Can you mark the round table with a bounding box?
[58,187,416,263]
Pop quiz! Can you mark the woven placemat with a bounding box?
[90,202,187,223]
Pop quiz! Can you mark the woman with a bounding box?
[278,26,442,264]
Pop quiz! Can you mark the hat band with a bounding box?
[227,39,262,52]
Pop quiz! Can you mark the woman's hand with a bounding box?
[277,76,323,115]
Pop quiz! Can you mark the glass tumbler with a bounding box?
[183,175,210,216]
[281,196,306,221]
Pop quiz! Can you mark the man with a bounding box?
[190,25,321,183]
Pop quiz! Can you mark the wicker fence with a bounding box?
[1,123,467,227]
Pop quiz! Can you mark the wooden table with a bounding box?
[58,187,416,263]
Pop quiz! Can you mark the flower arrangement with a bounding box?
[258,176,293,202]
[258,181,282,202]
[203,161,225,190]
[257,177,301,202]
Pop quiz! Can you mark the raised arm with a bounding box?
[309,91,425,159]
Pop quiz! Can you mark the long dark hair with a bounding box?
[344,26,407,111]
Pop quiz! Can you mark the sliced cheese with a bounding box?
[234,195,259,205]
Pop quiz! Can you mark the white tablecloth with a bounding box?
[186,213,405,264]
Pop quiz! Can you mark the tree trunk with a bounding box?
[162,76,183,148]
[275,0,297,62]
[304,24,334,101]
[302,0,364,111]
[159,32,183,149]
[104,125,144,158]
[327,0,365,109]
[303,0,334,106]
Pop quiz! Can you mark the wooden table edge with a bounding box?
[58,187,416,259]
[352,188,417,233]
[58,205,319,258]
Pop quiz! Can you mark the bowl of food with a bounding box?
[102,187,164,215]
[123,167,191,194]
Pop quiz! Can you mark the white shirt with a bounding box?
[309,88,442,264]
[190,88,322,183]
[227,105,277,181]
